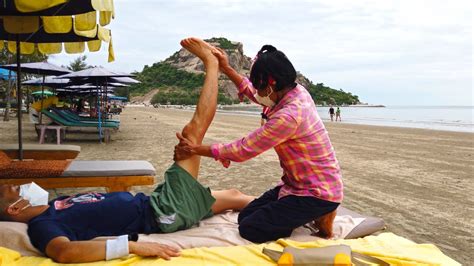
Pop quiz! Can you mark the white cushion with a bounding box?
[62,161,156,177]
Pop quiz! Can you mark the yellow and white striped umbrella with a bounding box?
[0,0,117,159]
[0,0,115,61]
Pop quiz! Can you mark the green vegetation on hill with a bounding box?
[150,89,237,105]
[307,83,360,105]
[130,62,204,95]
[205,37,239,50]
[122,62,239,105]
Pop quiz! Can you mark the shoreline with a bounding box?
[0,107,472,264]
[149,105,474,134]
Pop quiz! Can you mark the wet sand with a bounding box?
[1,106,472,264]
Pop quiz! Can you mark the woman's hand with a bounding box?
[212,47,232,73]
[173,132,200,161]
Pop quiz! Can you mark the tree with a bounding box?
[0,47,48,121]
[67,55,90,71]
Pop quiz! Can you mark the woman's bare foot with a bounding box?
[180,37,219,66]
[313,209,336,238]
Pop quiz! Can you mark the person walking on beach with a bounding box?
[0,38,254,263]
[329,106,335,121]
[336,107,342,122]
[175,44,343,243]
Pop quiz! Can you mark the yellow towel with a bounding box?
[0,233,460,266]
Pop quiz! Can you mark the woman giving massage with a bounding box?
[175,44,344,242]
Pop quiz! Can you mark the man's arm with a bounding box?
[46,236,180,263]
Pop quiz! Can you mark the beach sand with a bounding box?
[1,106,472,264]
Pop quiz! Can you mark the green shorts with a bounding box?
[149,163,216,233]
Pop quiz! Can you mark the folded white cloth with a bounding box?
[332,215,366,239]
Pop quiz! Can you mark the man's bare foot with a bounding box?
[180,37,220,66]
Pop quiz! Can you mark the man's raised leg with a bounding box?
[176,37,219,178]
[177,38,255,213]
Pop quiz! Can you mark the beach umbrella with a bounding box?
[31,90,54,96]
[0,68,16,80]
[22,76,71,88]
[0,62,71,76]
[0,0,111,16]
[57,87,115,93]
[64,82,127,89]
[1,0,116,159]
[57,66,133,79]
[1,62,71,124]
[56,66,133,142]
[109,76,141,84]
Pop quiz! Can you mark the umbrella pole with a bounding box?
[97,82,102,143]
[16,36,23,160]
[26,88,30,114]
[105,82,108,142]
[105,81,108,121]
[39,75,46,124]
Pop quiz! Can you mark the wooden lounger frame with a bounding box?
[3,150,80,160]
[0,175,155,192]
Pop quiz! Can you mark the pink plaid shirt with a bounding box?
[210,78,343,202]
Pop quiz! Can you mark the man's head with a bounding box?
[0,184,23,221]
[0,184,48,223]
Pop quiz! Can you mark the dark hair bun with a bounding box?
[258,45,277,55]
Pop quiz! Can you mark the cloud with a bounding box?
[49,0,472,105]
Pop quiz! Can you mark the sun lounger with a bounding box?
[0,159,155,192]
[42,109,119,128]
[0,144,80,160]
[41,109,119,142]
[0,150,155,192]
[52,108,120,125]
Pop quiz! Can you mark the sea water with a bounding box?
[219,105,474,133]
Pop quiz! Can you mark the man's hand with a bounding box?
[129,242,180,260]
[46,237,181,263]
[174,132,200,161]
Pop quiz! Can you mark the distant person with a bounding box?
[336,107,342,122]
[76,99,85,113]
[329,106,335,121]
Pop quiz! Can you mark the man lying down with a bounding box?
[0,38,255,263]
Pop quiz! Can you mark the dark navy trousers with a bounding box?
[238,186,339,243]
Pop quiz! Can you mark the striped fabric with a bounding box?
[211,78,343,202]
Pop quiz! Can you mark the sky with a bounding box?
[48,0,473,106]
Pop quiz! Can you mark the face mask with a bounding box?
[254,86,276,107]
[15,182,49,208]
